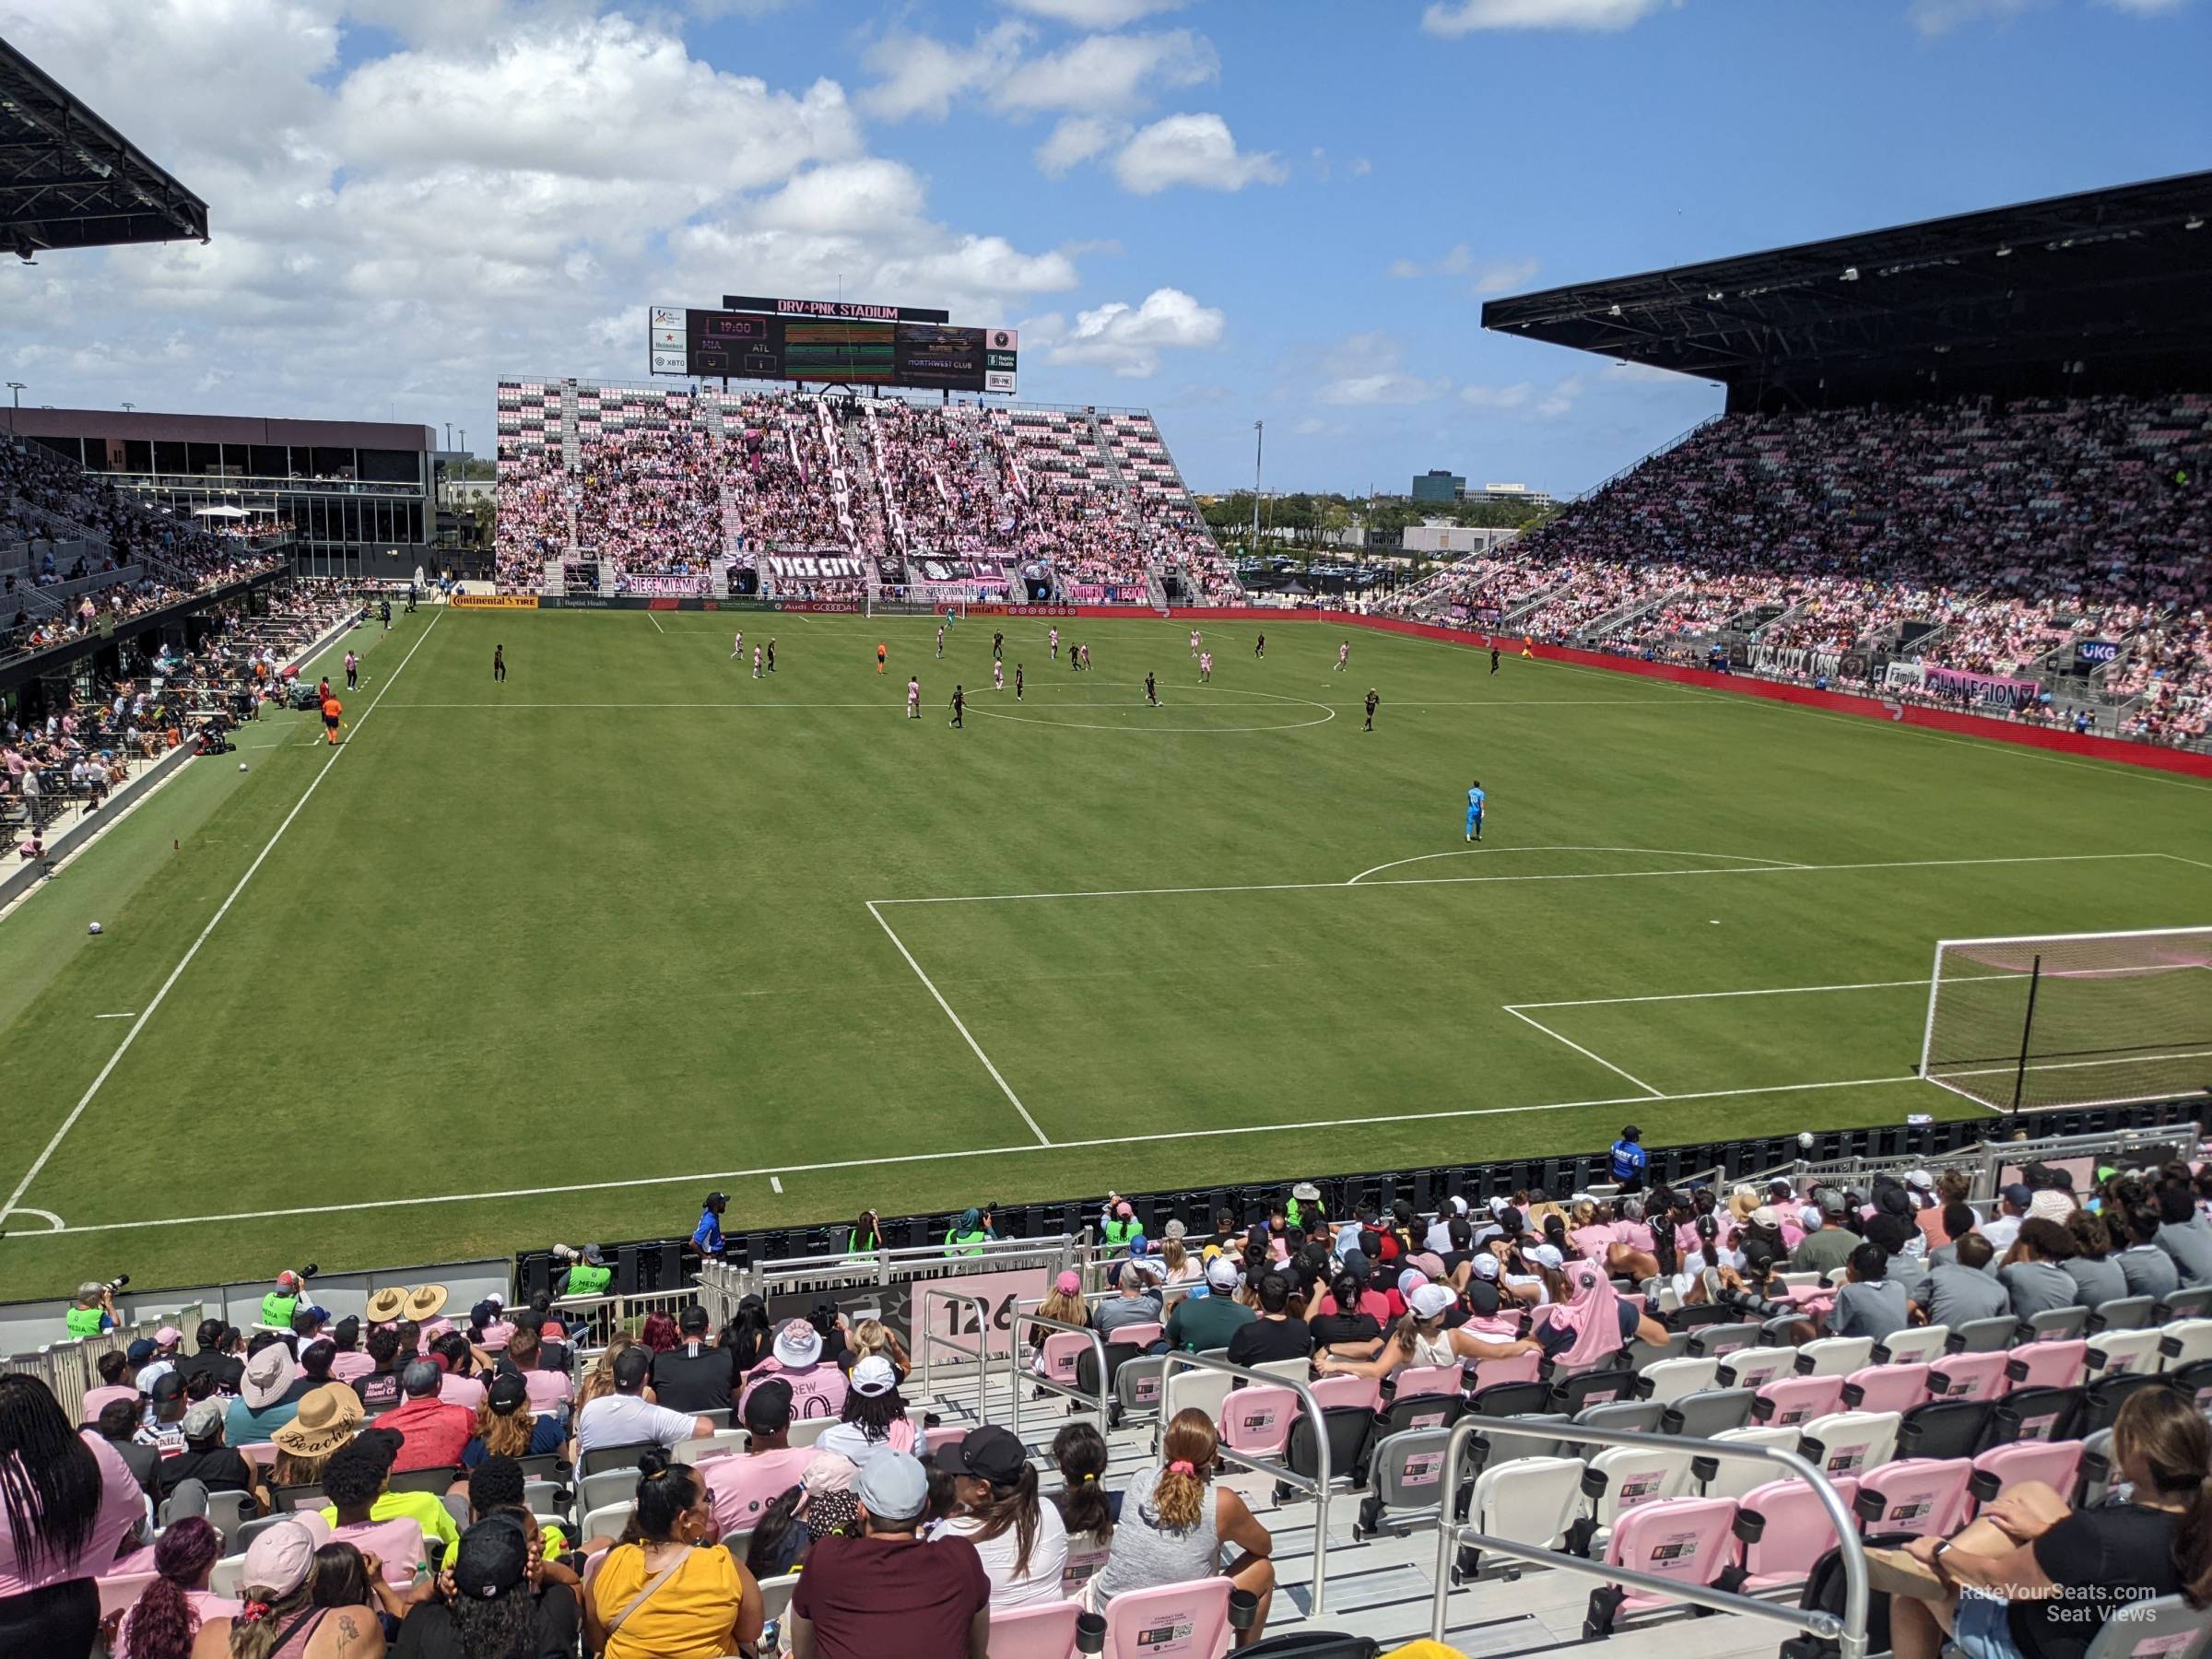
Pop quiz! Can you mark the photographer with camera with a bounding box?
[64,1277,123,1340]
[259,1265,318,1332]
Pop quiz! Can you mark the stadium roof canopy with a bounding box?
[1483,172,2212,409]
[0,37,208,261]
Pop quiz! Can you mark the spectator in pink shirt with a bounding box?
[0,1375,147,1650]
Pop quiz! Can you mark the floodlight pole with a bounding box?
[6,382,21,433]
[1252,420,1263,554]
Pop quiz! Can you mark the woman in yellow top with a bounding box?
[583,1451,763,1659]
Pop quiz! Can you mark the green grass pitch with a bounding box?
[2,605,2207,1299]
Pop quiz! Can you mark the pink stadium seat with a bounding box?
[1840,1360,1930,1415]
[1929,1350,2010,1401]
[1061,1529,1112,1599]
[1970,1440,2083,1508]
[1389,1364,1463,1403]
[1307,1374,1380,1414]
[989,1598,1080,1659]
[1038,1332,1090,1387]
[1090,1576,1234,1659]
[97,1571,157,1619]
[1728,1477,1859,1590]
[2006,1339,2087,1391]
[1218,1384,1299,1460]
[1854,1458,1974,1537]
[1584,1496,1739,1635]
[1108,1322,1163,1350]
[1469,1347,1541,1391]
[1752,1373,1843,1428]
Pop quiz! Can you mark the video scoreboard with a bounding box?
[650,294,1018,394]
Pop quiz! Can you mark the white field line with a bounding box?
[1347,844,1808,886]
[873,852,2164,909]
[92,1012,137,1019]
[646,609,665,635]
[1935,1048,2212,1078]
[770,1176,783,1194]
[1511,973,2027,1010]
[39,1068,1986,1237]
[865,900,1050,1147]
[1,610,445,1220]
[1502,1006,1664,1097]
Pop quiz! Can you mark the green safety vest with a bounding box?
[1101,1218,1140,1250]
[844,1229,881,1255]
[65,1305,105,1339]
[944,1228,988,1258]
[261,1292,299,1330]
[1286,1196,1324,1230]
[565,1263,612,1298]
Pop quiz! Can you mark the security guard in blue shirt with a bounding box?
[1609,1126,1649,1193]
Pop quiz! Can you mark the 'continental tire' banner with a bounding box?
[453,594,539,609]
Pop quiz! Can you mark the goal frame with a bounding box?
[1917,924,2212,1113]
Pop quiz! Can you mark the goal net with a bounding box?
[1919,927,2212,1112]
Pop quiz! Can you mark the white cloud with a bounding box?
[1030,287,1225,377]
[1905,0,2039,29]
[1388,244,1474,278]
[1112,112,1287,194]
[1036,115,1130,176]
[862,25,1214,124]
[860,22,1031,122]
[1423,0,1677,32]
[997,29,1217,114]
[1001,0,1189,24]
[1318,372,1451,406]
[1469,255,1541,294]
[1462,377,1582,417]
[0,3,1081,441]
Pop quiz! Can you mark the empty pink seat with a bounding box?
[1855,1458,1974,1538]
[1731,1477,1860,1590]
[1037,1332,1090,1386]
[1219,1385,1299,1460]
[1107,1322,1163,1349]
[1469,1348,1541,1391]
[1753,1373,1843,1428]
[1585,1496,1739,1635]
[1390,1364,1463,1403]
[97,1571,157,1619]
[1929,1350,2010,1401]
[1092,1576,1234,1659]
[989,1598,1080,1659]
[2006,1338,2086,1390]
[1308,1374,1380,1414]
[1840,1361,1929,1415]
[1971,1440,2083,1507]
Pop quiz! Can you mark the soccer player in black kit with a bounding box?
[949,685,964,728]
[766,638,777,673]
[380,598,392,629]
[493,643,506,682]
[1489,645,1500,675]
[992,630,1004,661]
[1145,672,1159,707]
[1014,664,1024,700]
[1254,632,1265,657]
[1363,688,1378,731]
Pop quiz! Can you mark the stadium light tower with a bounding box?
[6,382,21,431]
[1252,420,1264,553]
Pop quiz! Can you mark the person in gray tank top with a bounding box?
[1087,1407,1277,1645]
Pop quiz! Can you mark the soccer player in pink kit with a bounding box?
[1190,629,1201,657]
[906,676,922,719]
[1336,641,1350,672]
[1048,626,1059,661]
[731,629,744,660]
[751,645,763,679]
[992,659,1004,692]
[1198,650,1213,683]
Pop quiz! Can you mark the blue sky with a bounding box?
[4,0,2207,496]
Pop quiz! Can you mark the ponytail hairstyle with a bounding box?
[2065,1207,2115,1262]
[227,1576,314,1659]
[1052,1422,1114,1539]
[1151,1409,1218,1534]
[745,1486,806,1580]
[1542,1213,1570,1252]
[962,1450,1043,1581]
[2107,1386,2211,1607]
[124,1515,223,1659]
[720,1297,771,1371]
[620,1448,700,1545]
[1329,1271,1363,1319]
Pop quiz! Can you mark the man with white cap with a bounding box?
[789,1449,992,1658]
[1091,1261,1165,1344]
[1166,1255,1255,1352]
[1423,1196,1470,1256]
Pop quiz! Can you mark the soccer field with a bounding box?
[3,604,2208,1300]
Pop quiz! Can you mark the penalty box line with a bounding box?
[50,1069,2001,1239]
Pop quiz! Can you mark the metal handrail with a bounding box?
[1429,1416,1867,1658]
[1009,1312,1110,1440]
[918,1288,991,1404]
[1158,1352,1335,1616]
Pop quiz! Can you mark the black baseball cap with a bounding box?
[679,1306,711,1335]
[451,1516,529,1601]
[612,1347,653,1390]
[741,1379,793,1433]
[149,1371,186,1406]
[933,1424,1027,1488]
[487,1373,530,1417]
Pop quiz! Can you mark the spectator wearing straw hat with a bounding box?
[364,1287,408,1326]
[403,1285,451,1326]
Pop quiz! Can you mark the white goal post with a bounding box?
[1918,926,2212,1112]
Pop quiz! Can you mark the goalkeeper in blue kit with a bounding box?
[1465,781,1486,842]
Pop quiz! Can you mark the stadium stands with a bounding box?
[493,381,1241,606]
[10,1122,2205,1658]
[1383,394,2211,749]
